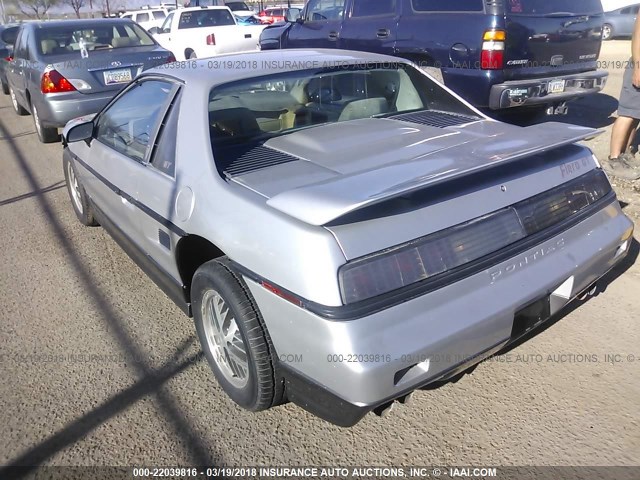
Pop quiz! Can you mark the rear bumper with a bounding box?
[489,70,608,110]
[35,90,116,129]
[245,199,633,426]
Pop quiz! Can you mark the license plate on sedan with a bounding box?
[548,79,565,94]
[103,68,132,85]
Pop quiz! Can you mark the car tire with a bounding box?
[9,86,28,116]
[1,80,8,95]
[192,258,285,411]
[32,101,59,143]
[602,24,613,41]
[63,153,99,227]
[187,50,197,59]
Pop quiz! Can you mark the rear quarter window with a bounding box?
[412,0,484,12]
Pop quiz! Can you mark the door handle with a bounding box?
[328,31,339,41]
[377,28,390,38]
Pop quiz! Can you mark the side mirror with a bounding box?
[295,16,304,24]
[65,121,95,144]
[148,27,159,35]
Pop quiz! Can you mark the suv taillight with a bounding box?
[41,69,76,94]
[206,33,216,45]
[481,30,505,70]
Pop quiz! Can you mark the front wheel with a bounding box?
[1,80,8,95]
[192,259,284,411]
[602,24,613,41]
[63,153,99,226]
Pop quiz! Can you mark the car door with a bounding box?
[339,0,398,55]
[7,27,28,104]
[286,0,347,49]
[131,87,184,280]
[75,79,177,244]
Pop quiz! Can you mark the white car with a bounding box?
[151,6,265,60]
[121,7,170,32]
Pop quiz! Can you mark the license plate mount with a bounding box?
[548,79,566,94]
[511,295,551,340]
[103,68,132,85]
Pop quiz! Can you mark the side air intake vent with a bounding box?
[388,110,479,128]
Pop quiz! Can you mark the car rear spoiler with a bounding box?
[266,122,602,226]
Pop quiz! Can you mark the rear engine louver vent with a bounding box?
[389,110,479,128]
[223,145,299,177]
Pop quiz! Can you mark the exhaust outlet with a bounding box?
[373,401,394,418]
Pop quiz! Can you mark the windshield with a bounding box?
[36,23,155,55]
[208,63,479,156]
[227,2,250,11]
[506,0,603,15]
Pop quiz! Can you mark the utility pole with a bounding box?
[0,0,6,24]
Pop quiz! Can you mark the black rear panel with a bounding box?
[503,0,604,79]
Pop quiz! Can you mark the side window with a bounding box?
[150,91,181,177]
[152,10,166,19]
[621,7,631,14]
[412,0,484,12]
[305,0,346,22]
[95,80,174,163]
[160,12,174,33]
[352,0,396,17]
[633,6,640,15]
[137,12,150,23]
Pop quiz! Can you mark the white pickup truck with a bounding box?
[150,6,265,60]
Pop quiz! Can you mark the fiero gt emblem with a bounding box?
[489,238,566,284]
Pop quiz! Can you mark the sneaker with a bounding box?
[620,152,640,169]
[604,156,640,180]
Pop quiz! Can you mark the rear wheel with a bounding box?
[187,50,197,59]
[1,80,8,95]
[32,101,59,143]
[192,259,284,411]
[9,86,27,116]
[602,24,613,41]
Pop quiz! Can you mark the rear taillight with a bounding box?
[206,33,216,46]
[4,56,12,62]
[481,29,505,70]
[41,69,76,94]
[166,54,176,63]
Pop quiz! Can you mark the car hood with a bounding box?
[226,117,601,225]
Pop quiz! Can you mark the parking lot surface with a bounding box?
[1,41,639,471]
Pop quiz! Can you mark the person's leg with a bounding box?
[610,116,637,159]
[625,118,640,153]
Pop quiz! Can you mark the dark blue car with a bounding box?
[260,0,608,114]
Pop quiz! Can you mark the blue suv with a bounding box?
[259,0,608,113]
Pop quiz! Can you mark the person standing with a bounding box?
[608,13,640,177]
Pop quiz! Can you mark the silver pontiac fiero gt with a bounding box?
[62,50,634,426]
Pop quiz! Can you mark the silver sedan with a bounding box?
[61,49,634,426]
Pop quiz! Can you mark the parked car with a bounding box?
[225,1,257,19]
[120,7,171,32]
[150,6,264,60]
[0,24,19,95]
[6,19,174,143]
[603,4,640,40]
[259,0,608,115]
[234,14,263,26]
[61,49,634,426]
[257,7,301,24]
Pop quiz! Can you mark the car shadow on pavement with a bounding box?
[423,237,639,390]
[0,180,65,207]
[0,118,220,476]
